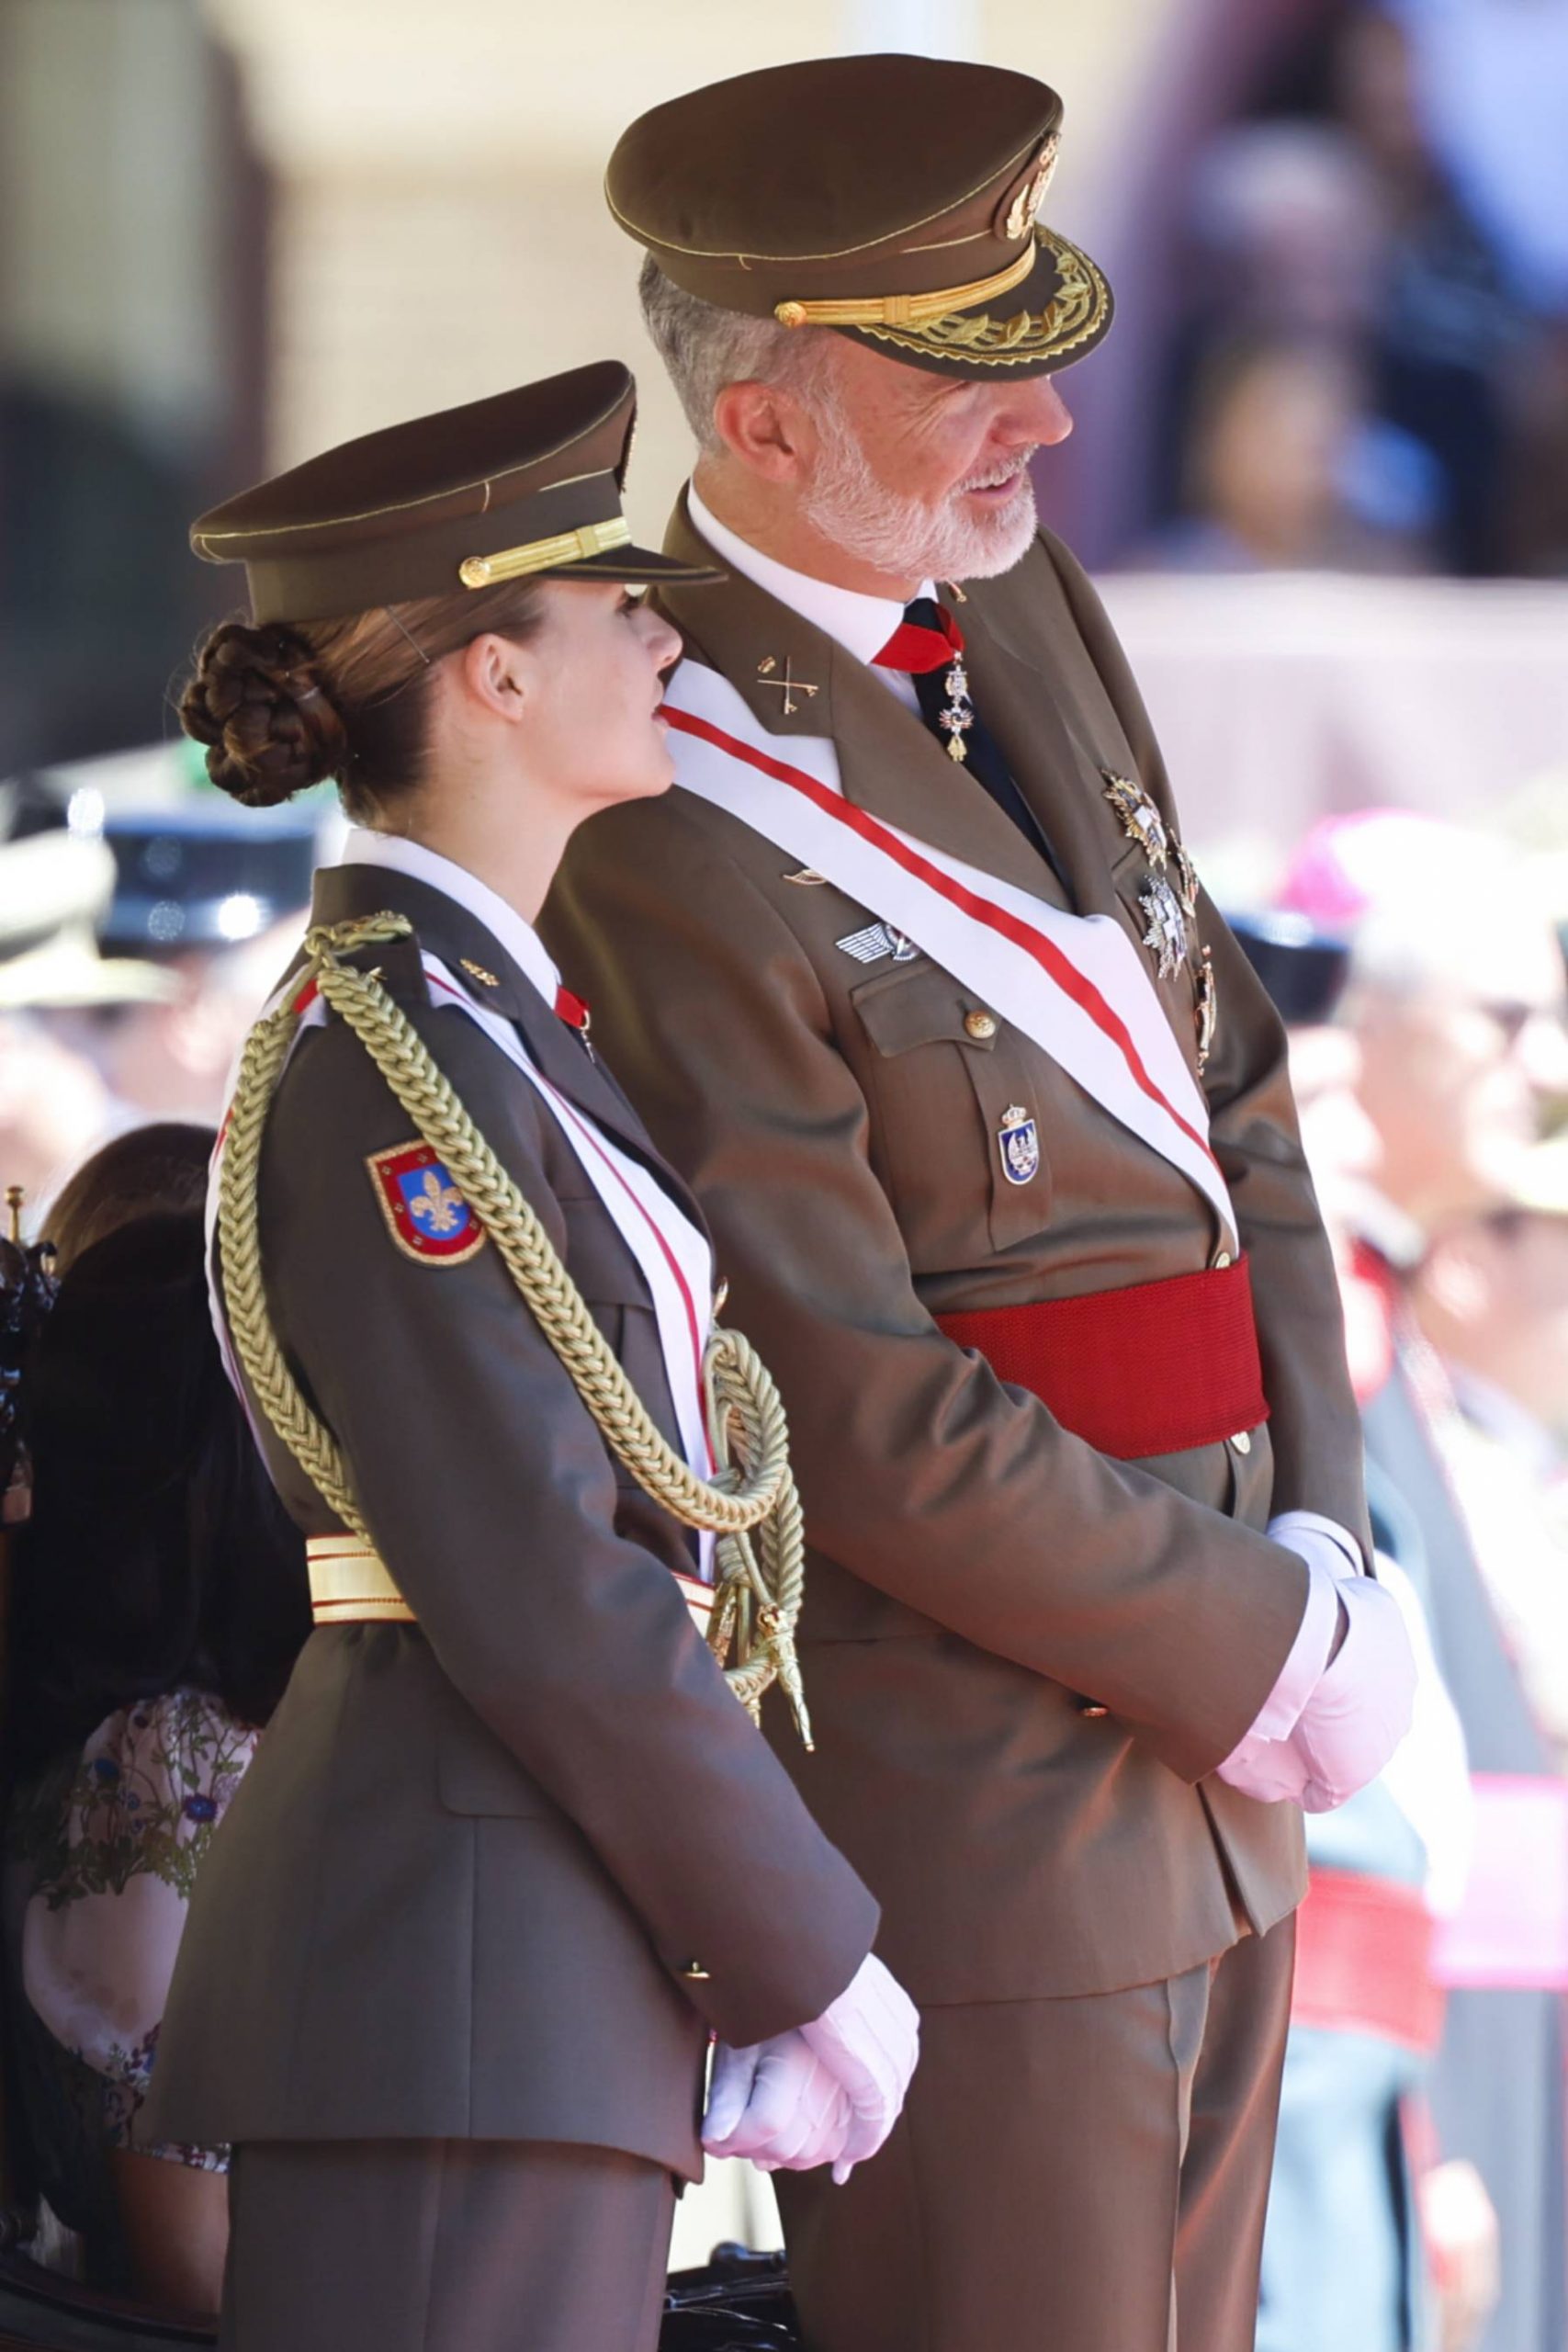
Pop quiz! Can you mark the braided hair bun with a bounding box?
[180,622,349,808]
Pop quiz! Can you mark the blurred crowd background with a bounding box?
[0,3,1565,2350]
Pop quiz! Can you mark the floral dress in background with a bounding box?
[5,1688,257,2277]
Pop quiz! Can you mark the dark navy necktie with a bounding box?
[874,596,1066,888]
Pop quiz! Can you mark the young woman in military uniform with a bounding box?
[146,360,916,2352]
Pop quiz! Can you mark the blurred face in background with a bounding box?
[1189,340,1361,565]
[1348,908,1568,1231]
[1287,1020,1382,1248]
[1416,1209,1568,1428]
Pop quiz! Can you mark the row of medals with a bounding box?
[1101,771,1218,1076]
[934,653,1218,1079]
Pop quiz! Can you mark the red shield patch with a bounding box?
[366,1142,486,1266]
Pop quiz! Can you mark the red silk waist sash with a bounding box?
[934,1257,1269,1460]
[1292,1868,1443,2053]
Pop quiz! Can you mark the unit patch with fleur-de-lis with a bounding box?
[367,1141,486,1265]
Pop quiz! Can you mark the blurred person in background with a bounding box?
[2,1174,310,2313]
[1281,810,1568,1246]
[1408,1145,1568,1769]
[1234,913,1496,2352]
[1280,812,1568,2352]
[42,1122,212,1275]
[1161,5,1530,574]
[1332,6,1525,575]
[0,808,175,1215]
[1147,330,1427,573]
[45,808,317,1131]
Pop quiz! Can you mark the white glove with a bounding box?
[1292,1572,1417,1810]
[798,1951,920,2181]
[702,2031,853,2174]
[702,1953,920,2185]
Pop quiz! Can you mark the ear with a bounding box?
[454,630,530,725]
[710,378,819,483]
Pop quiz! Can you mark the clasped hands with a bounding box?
[1217,1513,1417,1813]
[702,1951,919,2184]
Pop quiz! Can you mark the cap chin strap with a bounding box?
[773,234,1036,331]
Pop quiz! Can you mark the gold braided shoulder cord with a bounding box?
[218,912,811,1746]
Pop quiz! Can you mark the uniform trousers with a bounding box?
[220,2137,676,2352]
[776,1915,1295,2352]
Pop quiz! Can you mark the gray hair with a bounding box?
[637,256,834,454]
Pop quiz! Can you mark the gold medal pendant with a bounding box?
[1195,947,1218,1073]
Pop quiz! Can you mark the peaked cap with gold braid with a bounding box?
[608,54,1113,379]
[190,359,722,624]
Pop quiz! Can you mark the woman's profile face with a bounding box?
[516,577,683,814]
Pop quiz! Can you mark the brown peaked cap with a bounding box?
[190,359,720,624]
[608,55,1113,380]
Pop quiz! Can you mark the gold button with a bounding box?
[964,1010,998,1041]
[1078,1701,1110,1719]
[1213,1250,1233,1271]
[1229,1430,1252,1456]
[679,1960,711,1982]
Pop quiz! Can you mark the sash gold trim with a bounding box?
[458,514,632,590]
[773,239,1035,331]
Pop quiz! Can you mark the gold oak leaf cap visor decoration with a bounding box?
[607,53,1114,381]
[188,358,723,624]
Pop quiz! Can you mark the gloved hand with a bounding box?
[703,1953,920,2184]
[703,2030,853,2174]
[1292,1572,1417,1810]
[798,1951,920,2180]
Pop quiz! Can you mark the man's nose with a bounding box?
[1010,378,1074,447]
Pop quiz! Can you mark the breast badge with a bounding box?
[836,922,919,966]
[998,1104,1041,1186]
[1139,878,1189,981]
[1101,770,1168,869]
[367,1141,487,1265]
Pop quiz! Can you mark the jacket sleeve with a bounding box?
[547,794,1315,1786]
[257,982,878,2049]
[1039,527,1372,1557]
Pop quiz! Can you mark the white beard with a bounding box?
[800,396,1042,582]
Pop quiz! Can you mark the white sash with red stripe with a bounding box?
[661,660,1236,1252]
[209,946,716,1563]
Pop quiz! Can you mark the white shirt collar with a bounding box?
[339,829,561,1009]
[686,482,934,674]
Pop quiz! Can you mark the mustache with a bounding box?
[954,449,1041,493]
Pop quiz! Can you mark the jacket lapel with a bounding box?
[660,495,1071,914]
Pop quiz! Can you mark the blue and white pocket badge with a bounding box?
[997,1104,1040,1186]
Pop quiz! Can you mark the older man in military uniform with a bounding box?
[546,57,1415,2352]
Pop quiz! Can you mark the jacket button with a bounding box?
[1229,1430,1252,1456]
[679,1960,712,1982]
[1213,1250,1233,1270]
[1078,1700,1109,1719]
[964,1010,998,1041]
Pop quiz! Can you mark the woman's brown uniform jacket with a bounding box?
[148,860,878,2177]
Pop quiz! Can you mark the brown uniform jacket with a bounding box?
[544,502,1371,2006]
[149,859,877,2174]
